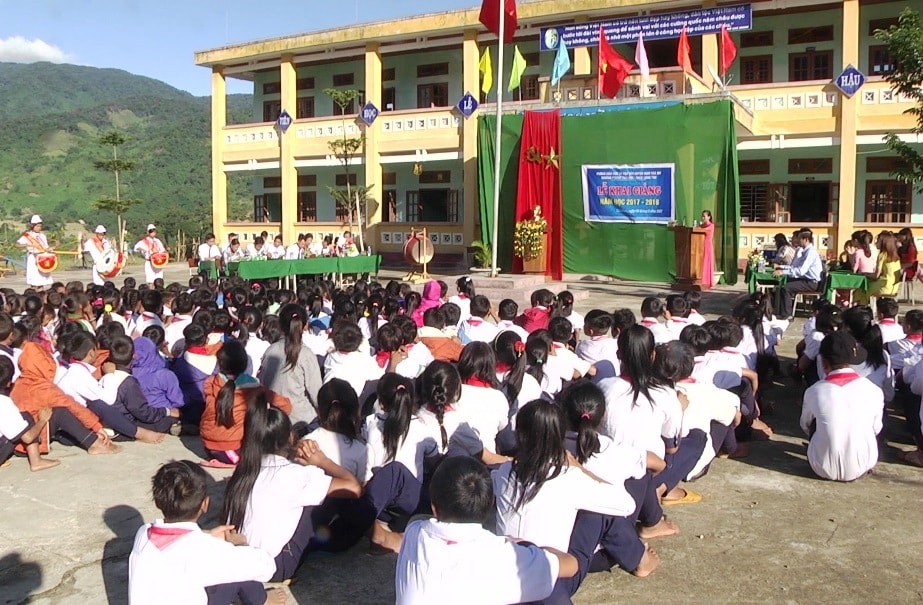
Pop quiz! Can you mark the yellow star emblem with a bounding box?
[542,147,559,170]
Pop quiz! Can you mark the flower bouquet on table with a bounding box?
[748,249,767,272]
[513,207,548,261]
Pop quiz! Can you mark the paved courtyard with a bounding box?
[1,263,922,604]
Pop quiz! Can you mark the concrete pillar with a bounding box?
[701,1,719,88]
[573,16,591,75]
[364,43,383,247]
[211,67,227,237]
[279,54,298,246]
[836,0,860,251]
[462,30,480,245]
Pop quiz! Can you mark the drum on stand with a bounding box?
[402,228,434,283]
[97,249,126,279]
[36,253,58,273]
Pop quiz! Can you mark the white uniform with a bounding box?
[395,518,559,605]
[676,379,739,479]
[878,318,905,345]
[598,377,683,459]
[266,243,286,259]
[304,426,368,482]
[800,369,883,481]
[196,243,221,262]
[0,393,28,441]
[134,236,166,283]
[322,350,385,397]
[454,383,510,454]
[129,520,275,605]
[17,231,53,288]
[285,243,303,260]
[639,317,671,345]
[457,316,499,345]
[665,316,692,341]
[363,412,439,480]
[575,336,620,380]
[84,236,113,286]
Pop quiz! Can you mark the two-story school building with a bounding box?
[194,0,920,267]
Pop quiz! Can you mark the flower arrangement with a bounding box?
[748,249,766,270]
[513,207,548,261]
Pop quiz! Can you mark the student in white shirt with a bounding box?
[323,322,383,398]
[390,316,435,378]
[129,460,280,605]
[222,238,244,265]
[796,305,843,385]
[164,293,195,357]
[575,310,620,381]
[683,290,706,325]
[196,233,222,273]
[800,332,883,481]
[0,312,22,383]
[638,297,671,344]
[455,342,512,465]
[495,299,529,342]
[244,236,268,260]
[492,400,658,592]
[891,310,923,372]
[457,295,499,345]
[664,294,692,341]
[557,291,584,338]
[267,235,286,260]
[876,297,905,345]
[493,331,541,451]
[549,317,595,379]
[305,378,367,482]
[525,329,571,397]
[237,306,270,377]
[396,456,577,605]
[285,234,305,259]
[134,289,165,337]
[447,275,476,323]
[305,233,324,257]
[222,404,362,582]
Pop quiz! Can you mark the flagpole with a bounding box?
[489,2,505,278]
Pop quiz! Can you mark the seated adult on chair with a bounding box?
[197,233,223,277]
[856,233,902,305]
[773,230,823,319]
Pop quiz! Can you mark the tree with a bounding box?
[324,88,374,252]
[875,9,923,191]
[94,131,140,250]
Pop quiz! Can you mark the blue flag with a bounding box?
[551,39,571,87]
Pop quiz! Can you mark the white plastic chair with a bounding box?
[898,262,918,305]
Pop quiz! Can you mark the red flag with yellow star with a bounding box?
[598,27,634,99]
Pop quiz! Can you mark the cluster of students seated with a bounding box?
[0,274,917,604]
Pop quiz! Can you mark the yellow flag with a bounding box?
[508,45,527,92]
[479,48,493,95]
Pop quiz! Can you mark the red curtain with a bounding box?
[514,109,563,279]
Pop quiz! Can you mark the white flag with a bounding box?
[635,32,650,78]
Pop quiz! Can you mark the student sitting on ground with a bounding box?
[129,460,281,605]
[664,295,692,341]
[800,332,883,481]
[305,378,367,482]
[876,298,905,346]
[171,323,217,427]
[575,309,619,380]
[496,298,529,341]
[891,310,923,374]
[323,321,384,398]
[395,456,577,605]
[454,342,512,466]
[0,357,59,471]
[548,316,595,379]
[132,336,185,414]
[416,307,464,363]
[457,295,499,345]
[684,291,706,325]
[514,289,556,334]
[638,297,671,344]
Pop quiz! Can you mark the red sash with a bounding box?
[464,377,493,388]
[825,370,861,387]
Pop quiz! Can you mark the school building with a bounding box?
[194,0,920,268]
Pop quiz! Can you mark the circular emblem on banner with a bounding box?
[544,29,559,50]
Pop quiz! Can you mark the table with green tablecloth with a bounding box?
[746,268,786,312]
[228,256,380,283]
[825,271,868,302]
[197,260,218,279]
[338,254,381,276]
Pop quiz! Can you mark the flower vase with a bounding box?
[522,233,548,274]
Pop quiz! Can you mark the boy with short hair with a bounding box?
[575,310,619,379]
[683,291,706,325]
[458,295,499,345]
[135,289,164,336]
[417,307,464,362]
[495,299,529,341]
[638,297,671,344]
[395,456,576,605]
[875,298,904,345]
[664,295,691,341]
[129,460,281,605]
[800,332,883,481]
[548,316,594,380]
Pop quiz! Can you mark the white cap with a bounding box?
[147,224,157,232]
[94,225,107,234]
[29,215,42,224]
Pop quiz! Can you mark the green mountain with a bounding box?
[0,62,252,247]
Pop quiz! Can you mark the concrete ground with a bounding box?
[2,263,923,604]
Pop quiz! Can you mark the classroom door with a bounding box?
[789,182,831,223]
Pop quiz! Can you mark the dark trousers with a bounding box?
[778,278,819,318]
[624,470,663,527]
[729,380,758,420]
[710,419,737,456]
[204,448,240,465]
[0,412,32,462]
[87,400,137,439]
[205,581,266,605]
[136,414,176,434]
[655,430,707,494]
[272,506,316,582]
[48,407,98,449]
[899,390,923,449]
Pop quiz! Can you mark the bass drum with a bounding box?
[151,251,169,269]
[97,249,126,279]
[36,253,58,273]
[402,232,434,266]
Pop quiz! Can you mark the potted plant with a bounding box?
[514,206,548,274]
[469,240,493,272]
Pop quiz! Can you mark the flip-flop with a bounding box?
[662,489,702,506]
[897,450,923,468]
[199,459,236,469]
[0,459,12,469]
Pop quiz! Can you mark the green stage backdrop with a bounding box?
[478,100,740,283]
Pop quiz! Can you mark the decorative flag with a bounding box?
[720,25,737,76]
[635,32,650,79]
[677,25,692,73]
[598,27,634,99]
[551,39,571,87]
[479,0,517,43]
[508,45,527,91]
[479,48,493,94]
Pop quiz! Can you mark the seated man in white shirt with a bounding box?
[196,233,223,276]
[395,456,576,605]
[773,229,824,319]
[285,234,306,260]
[220,232,237,256]
[800,332,883,481]
[129,460,281,605]
[222,238,245,266]
[267,235,286,260]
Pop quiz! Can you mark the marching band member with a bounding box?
[84,225,113,286]
[15,215,55,291]
[134,224,168,287]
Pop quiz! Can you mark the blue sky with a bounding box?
[0,0,478,96]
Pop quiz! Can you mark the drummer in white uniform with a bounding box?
[15,215,54,291]
[134,224,167,286]
[83,225,113,286]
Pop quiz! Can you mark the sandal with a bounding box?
[662,489,702,506]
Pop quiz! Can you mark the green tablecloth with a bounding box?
[825,271,868,302]
[197,260,218,279]
[338,255,381,275]
[747,269,786,294]
[228,256,380,280]
[290,257,340,275]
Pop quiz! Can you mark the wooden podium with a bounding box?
[671,226,708,291]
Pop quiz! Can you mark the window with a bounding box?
[262,82,281,95]
[521,75,540,101]
[869,45,896,76]
[296,96,315,119]
[382,172,397,185]
[332,73,354,86]
[335,174,358,187]
[740,55,773,84]
[787,25,834,45]
[262,100,281,123]
[332,98,356,115]
[866,181,910,223]
[417,83,449,108]
[869,18,899,36]
[382,87,396,111]
[866,156,908,174]
[298,174,317,187]
[298,191,317,222]
[739,159,771,175]
[263,176,282,188]
[417,62,449,78]
[297,77,315,90]
[419,170,451,184]
[405,190,459,223]
[788,50,833,81]
[740,183,770,222]
[740,31,773,48]
[788,158,833,174]
[524,52,540,66]
[382,67,396,81]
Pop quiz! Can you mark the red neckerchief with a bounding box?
[92,236,106,252]
[721,347,741,354]
[466,317,483,326]
[147,525,194,550]
[641,318,658,327]
[496,362,512,373]
[825,369,861,387]
[375,351,390,368]
[907,334,922,342]
[186,345,209,355]
[880,318,897,325]
[591,335,609,341]
[552,342,566,350]
[679,377,696,383]
[672,317,688,324]
[427,402,455,413]
[141,312,158,320]
[464,377,492,388]
[457,294,468,300]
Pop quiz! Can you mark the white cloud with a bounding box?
[0,36,74,64]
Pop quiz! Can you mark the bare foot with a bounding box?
[134,427,165,444]
[370,521,404,554]
[265,587,287,605]
[662,487,687,502]
[632,543,661,578]
[638,517,680,540]
[750,419,773,440]
[22,407,52,443]
[728,442,750,458]
[88,440,122,455]
[30,458,60,472]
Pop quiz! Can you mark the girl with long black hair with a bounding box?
[448,275,476,323]
[455,342,512,465]
[492,399,658,600]
[258,303,323,432]
[222,398,361,582]
[493,330,542,453]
